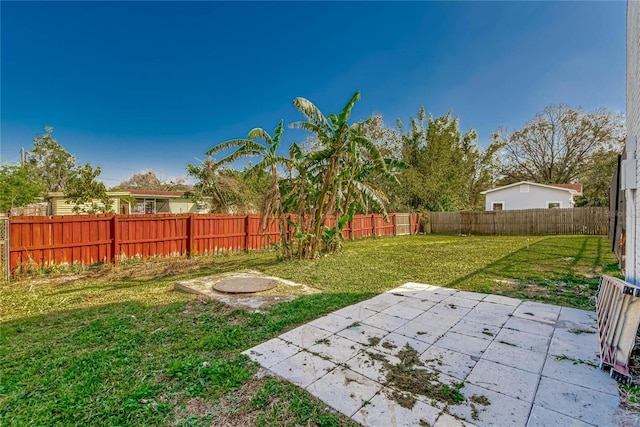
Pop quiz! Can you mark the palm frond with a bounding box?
[206,139,266,156]
[337,91,361,126]
[292,97,331,131]
[246,128,273,145]
[215,148,261,168]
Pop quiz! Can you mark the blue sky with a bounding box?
[0,1,627,186]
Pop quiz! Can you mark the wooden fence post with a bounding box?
[244,215,250,253]
[188,214,195,257]
[371,214,376,237]
[112,215,120,265]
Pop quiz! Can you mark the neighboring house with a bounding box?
[480,181,583,211]
[47,191,128,215]
[626,0,640,284]
[47,190,210,215]
[125,189,209,214]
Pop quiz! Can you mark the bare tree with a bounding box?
[496,104,625,185]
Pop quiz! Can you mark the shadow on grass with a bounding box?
[445,236,620,309]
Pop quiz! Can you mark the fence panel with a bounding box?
[117,214,189,260]
[394,213,411,236]
[431,207,609,236]
[9,215,113,272]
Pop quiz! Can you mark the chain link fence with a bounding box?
[0,217,8,282]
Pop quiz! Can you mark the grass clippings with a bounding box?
[568,328,596,335]
[367,337,381,347]
[365,344,485,411]
[555,354,598,368]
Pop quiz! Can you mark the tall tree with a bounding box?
[395,108,500,211]
[64,163,113,214]
[0,164,46,212]
[26,126,76,193]
[496,104,625,185]
[115,170,188,191]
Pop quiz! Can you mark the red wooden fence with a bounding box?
[9,213,416,273]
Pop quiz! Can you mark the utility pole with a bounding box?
[20,148,25,166]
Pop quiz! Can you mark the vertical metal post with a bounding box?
[1,217,9,281]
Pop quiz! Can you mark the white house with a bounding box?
[480,181,583,211]
[625,0,640,284]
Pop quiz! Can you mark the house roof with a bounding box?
[125,189,187,198]
[480,181,583,195]
[550,183,583,193]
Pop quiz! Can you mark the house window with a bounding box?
[520,184,530,193]
[492,202,504,211]
[547,202,561,209]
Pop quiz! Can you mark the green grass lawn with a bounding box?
[0,235,621,426]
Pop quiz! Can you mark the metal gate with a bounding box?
[0,217,8,282]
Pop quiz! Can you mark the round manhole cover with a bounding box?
[213,277,278,294]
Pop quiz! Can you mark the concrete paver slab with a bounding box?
[381,303,425,320]
[466,359,540,402]
[308,312,360,334]
[393,318,449,344]
[464,301,516,327]
[279,324,332,348]
[353,390,441,427]
[453,290,487,301]
[374,332,431,356]
[434,412,478,427]
[449,382,532,427]
[332,305,377,321]
[441,294,482,309]
[357,293,407,312]
[346,348,401,383]
[548,334,601,365]
[450,320,500,341]
[534,376,621,426]
[245,283,625,427]
[512,301,561,325]
[482,339,547,374]
[493,328,550,353]
[435,331,492,358]
[269,351,336,388]
[420,344,478,381]
[242,338,300,368]
[541,354,618,396]
[502,316,555,338]
[307,334,365,364]
[527,405,593,427]
[415,287,458,302]
[337,323,388,346]
[483,294,521,306]
[396,297,437,312]
[552,327,599,349]
[361,312,410,332]
[306,366,382,417]
[558,306,597,326]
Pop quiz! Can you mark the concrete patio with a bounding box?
[243,283,633,426]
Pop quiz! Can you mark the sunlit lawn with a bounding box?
[0,235,621,426]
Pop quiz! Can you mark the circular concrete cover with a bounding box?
[213,277,278,294]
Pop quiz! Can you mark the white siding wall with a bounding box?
[629,0,640,283]
[485,185,573,210]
